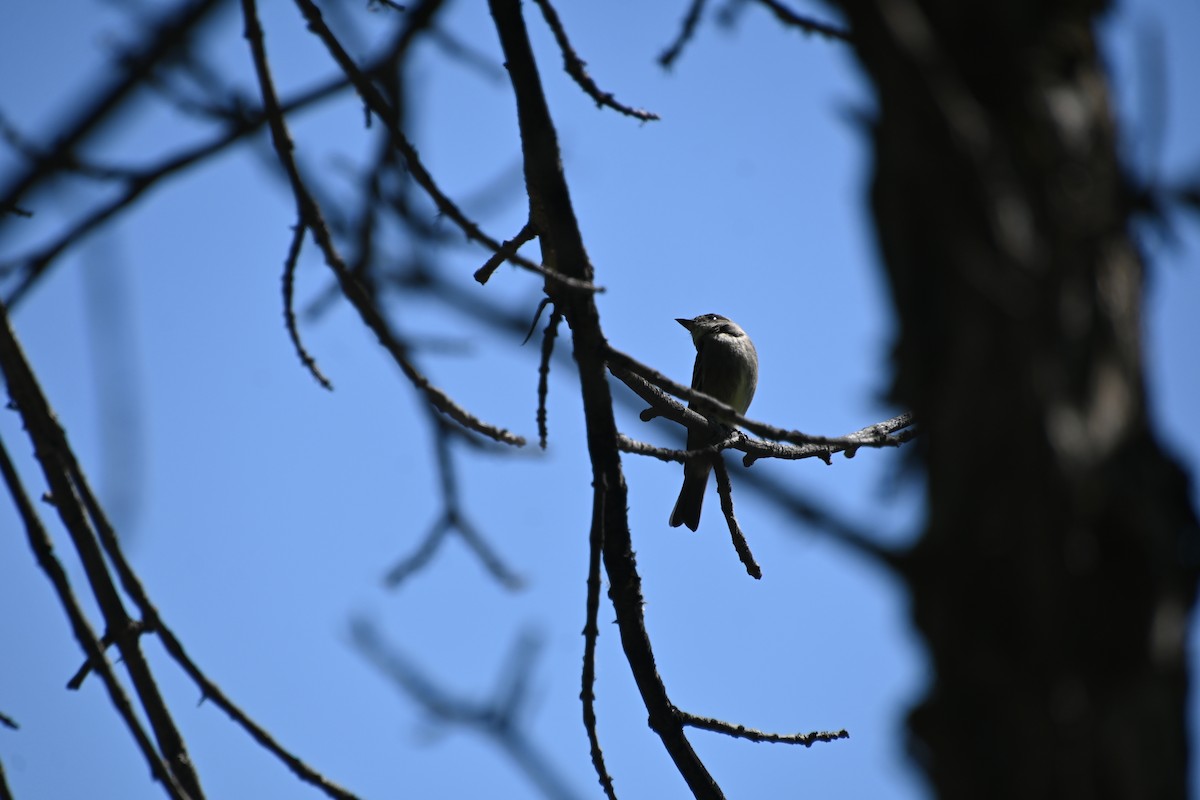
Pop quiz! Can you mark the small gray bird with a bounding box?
[669,314,759,531]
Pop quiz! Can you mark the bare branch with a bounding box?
[581,476,619,800]
[456,515,526,589]
[475,220,538,284]
[616,430,741,465]
[531,0,661,121]
[751,0,851,42]
[0,306,198,799]
[385,415,523,589]
[679,710,850,746]
[659,0,708,68]
[281,221,334,389]
[536,305,563,449]
[738,415,918,466]
[712,459,761,579]
[384,517,453,587]
[350,619,585,800]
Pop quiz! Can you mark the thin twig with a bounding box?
[282,221,334,389]
[712,459,761,579]
[384,517,453,586]
[433,411,524,587]
[581,475,618,800]
[531,0,660,121]
[752,0,851,42]
[385,415,523,588]
[659,0,708,68]
[475,220,537,284]
[536,305,562,449]
[678,710,850,746]
[457,516,526,588]
[615,431,741,464]
[351,619,585,800]
[66,621,148,690]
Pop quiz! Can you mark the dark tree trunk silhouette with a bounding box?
[833,0,1200,796]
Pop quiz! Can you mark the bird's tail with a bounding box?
[669,461,711,531]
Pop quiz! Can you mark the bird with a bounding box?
[669,314,758,531]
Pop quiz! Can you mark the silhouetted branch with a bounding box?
[282,221,334,389]
[678,710,850,746]
[384,517,450,587]
[66,620,150,690]
[739,415,917,465]
[581,475,618,800]
[3,475,155,780]
[752,0,850,42]
[0,203,31,218]
[475,220,537,284]
[531,0,661,121]
[245,0,524,445]
[659,0,708,68]
[536,304,562,449]
[350,619,585,800]
[384,413,522,589]
[712,459,761,579]
[0,112,137,182]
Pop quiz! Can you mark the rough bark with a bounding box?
[831,1,1200,797]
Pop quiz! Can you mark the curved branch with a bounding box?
[531,0,661,121]
[659,0,708,68]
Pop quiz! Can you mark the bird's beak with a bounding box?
[675,318,694,332]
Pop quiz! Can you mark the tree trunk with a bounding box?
[832,1,1200,797]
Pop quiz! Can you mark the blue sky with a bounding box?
[1,1,1197,798]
